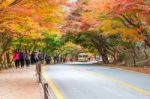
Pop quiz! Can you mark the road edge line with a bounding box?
[42,66,64,99]
[88,71,150,96]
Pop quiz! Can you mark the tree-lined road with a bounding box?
[43,63,150,99]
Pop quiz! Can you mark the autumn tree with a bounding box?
[99,0,150,47]
[0,0,66,68]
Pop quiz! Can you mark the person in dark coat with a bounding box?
[54,56,57,64]
[45,54,51,64]
[31,52,35,64]
[25,50,30,67]
[19,51,25,68]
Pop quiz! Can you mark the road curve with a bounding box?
[43,63,150,99]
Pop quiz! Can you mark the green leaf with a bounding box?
[135,41,144,47]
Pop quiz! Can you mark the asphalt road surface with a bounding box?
[43,62,150,99]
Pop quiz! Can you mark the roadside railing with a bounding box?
[36,62,41,83]
[36,62,54,99]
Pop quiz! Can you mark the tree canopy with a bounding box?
[0,0,150,67]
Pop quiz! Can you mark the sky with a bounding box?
[69,0,77,3]
[65,0,78,12]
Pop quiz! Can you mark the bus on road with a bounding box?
[78,53,88,62]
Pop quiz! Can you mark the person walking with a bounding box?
[25,51,30,67]
[56,56,59,63]
[19,51,25,68]
[13,50,20,68]
[34,51,39,63]
[31,52,35,64]
[54,56,57,64]
[38,51,44,63]
[63,57,66,63]
[45,54,51,64]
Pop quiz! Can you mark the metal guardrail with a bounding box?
[36,62,55,99]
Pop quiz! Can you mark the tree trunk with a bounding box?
[99,48,109,64]
[113,54,117,64]
[0,52,5,69]
[144,45,148,59]
[101,53,109,64]
[145,36,150,48]
[0,53,3,69]
[131,45,137,66]
[6,52,11,64]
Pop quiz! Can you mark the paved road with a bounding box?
[43,62,150,99]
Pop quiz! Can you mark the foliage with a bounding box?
[0,0,66,67]
[1,0,150,67]
[63,0,150,65]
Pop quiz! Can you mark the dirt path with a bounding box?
[0,66,42,99]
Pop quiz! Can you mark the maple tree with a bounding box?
[0,0,66,67]
[97,0,149,46]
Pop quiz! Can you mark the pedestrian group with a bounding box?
[13,50,65,69]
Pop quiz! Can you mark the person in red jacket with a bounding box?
[13,50,20,68]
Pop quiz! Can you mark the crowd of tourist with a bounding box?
[13,50,44,69]
[13,50,67,69]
